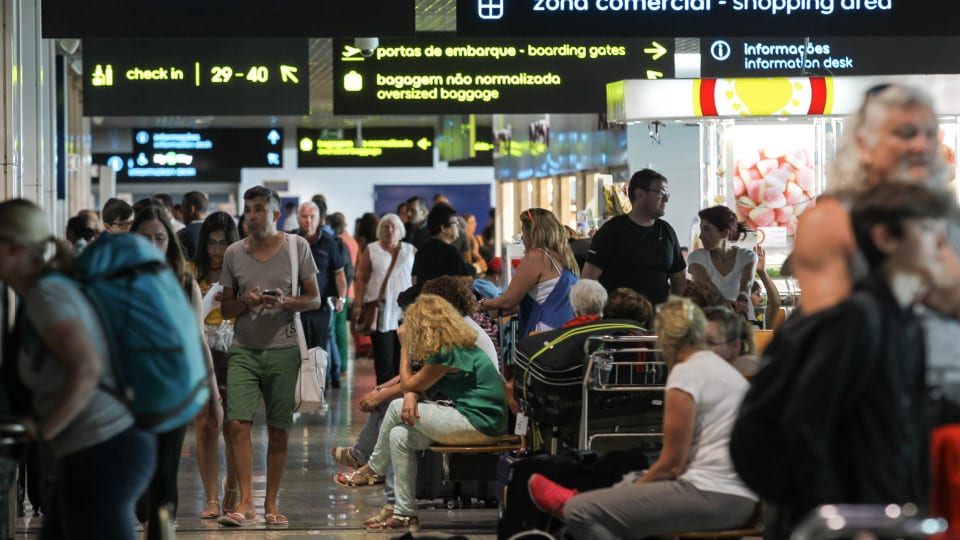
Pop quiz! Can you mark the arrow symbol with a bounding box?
[417,137,432,151]
[280,65,299,84]
[267,129,281,145]
[643,41,668,61]
[646,70,664,80]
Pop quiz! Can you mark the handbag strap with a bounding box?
[376,243,401,303]
[288,233,309,358]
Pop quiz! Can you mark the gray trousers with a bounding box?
[353,404,395,504]
[564,479,756,540]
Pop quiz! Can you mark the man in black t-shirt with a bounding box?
[582,169,686,305]
[412,203,473,284]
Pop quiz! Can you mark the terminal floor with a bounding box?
[15,357,498,540]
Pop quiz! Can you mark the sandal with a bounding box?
[265,513,289,526]
[363,504,395,525]
[367,514,420,532]
[334,469,385,488]
[331,446,363,468]
[200,498,221,519]
[217,510,257,527]
[222,481,240,513]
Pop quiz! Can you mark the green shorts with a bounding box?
[225,345,300,430]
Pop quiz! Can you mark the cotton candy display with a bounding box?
[733,146,816,235]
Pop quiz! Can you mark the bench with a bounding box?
[425,434,526,508]
[664,503,764,539]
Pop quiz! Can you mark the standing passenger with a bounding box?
[217,187,321,527]
[581,169,687,305]
[1,199,156,540]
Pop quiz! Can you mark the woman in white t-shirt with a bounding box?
[687,206,758,319]
[526,297,757,539]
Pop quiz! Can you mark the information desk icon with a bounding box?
[478,0,503,20]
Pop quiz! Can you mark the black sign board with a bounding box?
[448,126,495,167]
[297,127,435,168]
[83,39,309,116]
[457,0,958,38]
[44,0,414,38]
[702,37,960,77]
[93,128,282,181]
[332,34,674,115]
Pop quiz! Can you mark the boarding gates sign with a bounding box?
[332,34,674,114]
[457,0,958,37]
[82,39,309,116]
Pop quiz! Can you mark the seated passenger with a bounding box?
[334,284,503,528]
[563,279,607,327]
[526,296,757,539]
[602,287,654,329]
[704,306,760,377]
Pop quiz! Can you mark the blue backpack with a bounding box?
[44,233,209,433]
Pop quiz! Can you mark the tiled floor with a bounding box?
[14,357,498,539]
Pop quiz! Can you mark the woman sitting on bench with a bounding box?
[526,296,758,539]
[352,293,508,532]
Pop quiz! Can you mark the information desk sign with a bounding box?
[457,0,958,37]
[44,0,414,38]
[702,37,960,77]
[83,39,308,116]
[94,128,283,181]
[297,128,435,168]
[333,34,674,114]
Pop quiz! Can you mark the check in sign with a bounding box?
[83,39,309,116]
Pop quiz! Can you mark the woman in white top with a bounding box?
[526,297,757,539]
[352,213,415,384]
[480,208,579,337]
[688,206,758,319]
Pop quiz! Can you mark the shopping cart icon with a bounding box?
[478,0,504,20]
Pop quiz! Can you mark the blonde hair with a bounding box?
[403,294,477,362]
[520,208,579,277]
[0,199,73,273]
[655,296,706,350]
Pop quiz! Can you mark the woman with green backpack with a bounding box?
[0,198,157,540]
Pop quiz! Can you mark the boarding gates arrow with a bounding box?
[643,41,668,61]
[417,137,432,151]
[280,65,300,83]
[646,70,663,79]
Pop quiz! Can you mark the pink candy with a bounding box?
[734,146,816,232]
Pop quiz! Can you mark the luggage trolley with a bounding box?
[579,335,667,451]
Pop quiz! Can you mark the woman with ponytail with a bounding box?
[0,199,155,540]
[688,206,758,319]
[525,297,757,539]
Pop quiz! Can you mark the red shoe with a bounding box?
[527,473,577,517]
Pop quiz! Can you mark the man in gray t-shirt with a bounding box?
[218,187,320,527]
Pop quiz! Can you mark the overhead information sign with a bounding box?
[83,39,308,116]
[297,128,435,168]
[333,34,674,114]
[702,37,960,77]
[94,128,283,181]
[43,0,414,38]
[449,126,495,167]
[457,0,957,37]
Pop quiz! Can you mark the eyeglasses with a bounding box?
[110,220,134,230]
[643,188,670,199]
[447,220,460,227]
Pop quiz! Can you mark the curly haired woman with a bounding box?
[351,294,508,531]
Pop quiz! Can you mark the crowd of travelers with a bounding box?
[1,81,959,539]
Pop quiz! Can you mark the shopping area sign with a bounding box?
[702,37,960,77]
[458,0,958,37]
[297,128,435,168]
[43,0,414,38]
[82,39,308,116]
[332,34,674,115]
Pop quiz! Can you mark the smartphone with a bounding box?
[262,289,280,297]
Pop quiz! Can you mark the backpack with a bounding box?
[42,233,209,433]
[729,292,880,504]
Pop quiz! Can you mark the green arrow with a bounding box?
[343,45,363,58]
[646,70,664,80]
[417,137,432,151]
[643,41,668,61]
[280,65,299,84]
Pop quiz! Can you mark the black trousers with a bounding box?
[370,330,401,385]
[137,425,187,540]
[301,305,331,352]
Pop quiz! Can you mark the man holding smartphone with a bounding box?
[218,187,320,527]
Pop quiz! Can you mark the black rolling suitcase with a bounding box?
[497,447,649,540]
[416,450,500,509]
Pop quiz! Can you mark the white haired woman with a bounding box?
[352,213,415,384]
[563,278,607,328]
